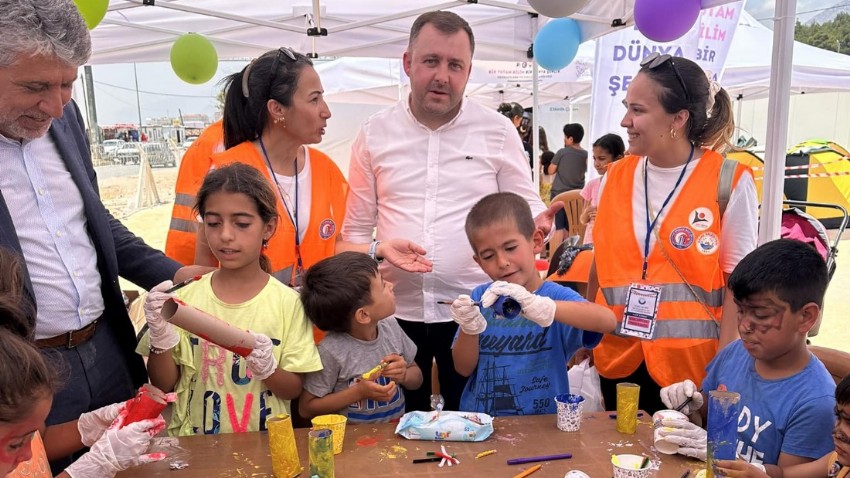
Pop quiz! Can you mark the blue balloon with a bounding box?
[533,18,582,71]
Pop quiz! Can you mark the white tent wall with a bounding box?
[736,92,850,151]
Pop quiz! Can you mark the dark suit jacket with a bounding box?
[0,101,180,387]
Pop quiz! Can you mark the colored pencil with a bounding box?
[511,464,542,478]
[436,299,482,305]
[507,453,572,465]
[361,361,388,380]
[679,471,691,478]
[412,457,443,464]
[476,449,497,459]
[166,275,202,293]
[675,389,704,412]
[641,456,651,469]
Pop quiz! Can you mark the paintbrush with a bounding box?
[675,389,704,413]
[436,299,482,305]
[166,275,202,293]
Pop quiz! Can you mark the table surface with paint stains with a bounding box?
[117,411,702,477]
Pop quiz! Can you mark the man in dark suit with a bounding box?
[0,0,201,470]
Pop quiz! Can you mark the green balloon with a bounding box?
[73,0,108,30]
[170,33,219,85]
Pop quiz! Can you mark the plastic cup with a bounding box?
[311,414,347,454]
[651,409,689,454]
[555,393,585,431]
[611,454,651,478]
[616,382,640,434]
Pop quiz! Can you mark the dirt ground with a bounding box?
[100,167,850,353]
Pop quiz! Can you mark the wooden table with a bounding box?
[118,411,702,477]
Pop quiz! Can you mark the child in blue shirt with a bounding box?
[450,192,616,416]
[658,239,836,470]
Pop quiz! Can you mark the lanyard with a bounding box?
[641,143,695,280]
[258,137,304,279]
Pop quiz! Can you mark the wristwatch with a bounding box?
[368,240,383,263]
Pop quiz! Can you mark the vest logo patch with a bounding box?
[689,207,714,231]
[319,219,336,239]
[670,227,694,250]
[696,232,719,255]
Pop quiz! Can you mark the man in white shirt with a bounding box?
[0,0,202,471]
[338,11,557,412]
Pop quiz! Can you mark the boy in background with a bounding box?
[450,192,615,416]
[658,239,836,469]
[299,252,423,423]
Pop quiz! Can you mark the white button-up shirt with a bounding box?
[0,133,104,339]
[343,98,545,323]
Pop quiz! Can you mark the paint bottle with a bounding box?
[706,390,741,478]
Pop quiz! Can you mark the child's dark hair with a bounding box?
[300,252,379,334]
[465,192,535,251]
[728,238,828,311]
[838,374,850,405]
[0,297,57,423]
[562,123,584,143]
[194,163,278,273]
[221,48,314,149]
[593,133,626,160]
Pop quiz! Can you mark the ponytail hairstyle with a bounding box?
[221,47,313,149]
[194,163,279,273]
[639,55,734,152]
[593,133,626,162]
[0,297,57,423]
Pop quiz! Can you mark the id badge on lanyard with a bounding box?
[620,282,662,339]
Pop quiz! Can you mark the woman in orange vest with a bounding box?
[588,54,759,413]
[194,47,349,296]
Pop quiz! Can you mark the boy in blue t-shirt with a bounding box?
[299,252,424,423]
[450,192,616,416]
[658,239,836,471]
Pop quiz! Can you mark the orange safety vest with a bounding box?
[592,150,750,387]
[212,143,349,343]
[165,121,224,265]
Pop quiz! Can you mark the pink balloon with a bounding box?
[634,0,701,42]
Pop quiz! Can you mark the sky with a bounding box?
[81,0,843,126]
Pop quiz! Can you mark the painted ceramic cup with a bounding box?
[611,454,651,478]
[555,393,585,432]
[651,409,690,454]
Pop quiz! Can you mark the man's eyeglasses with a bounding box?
[640,52,690,102]
[267,47,298,99]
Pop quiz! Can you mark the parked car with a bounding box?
[102,139,126,159]
[114,143,177,167]
[114,143,142,165]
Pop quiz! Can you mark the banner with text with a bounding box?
[588,1,745,169]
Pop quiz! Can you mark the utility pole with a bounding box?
[82,66,101,147]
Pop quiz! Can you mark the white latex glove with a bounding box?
[660,379,704,416]
[656,418,707,461]
[78,402,126,447]
[481,280,556,327]
[246,332,278,381]
[143,281,179,351]
[450,295,487,335]
[64,417,166,478]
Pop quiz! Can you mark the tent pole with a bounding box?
[759,0,797,245]
[532,15,540,192]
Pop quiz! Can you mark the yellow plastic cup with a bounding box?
[311,414,347,454]
[616,382,640,434]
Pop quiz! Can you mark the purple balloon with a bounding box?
[634,0,701,43]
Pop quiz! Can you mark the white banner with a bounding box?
[588,1,745,175]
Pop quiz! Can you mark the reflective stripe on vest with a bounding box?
[613,318,719,340]
[169,217,196,233]
[174,192,196,207]
[601,283,724,307]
